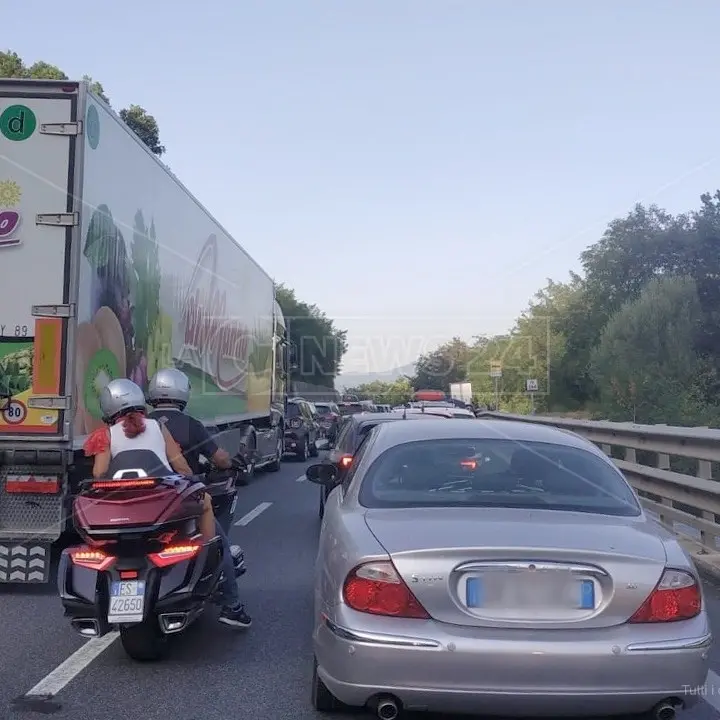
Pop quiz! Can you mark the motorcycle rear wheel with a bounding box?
[120,618,168,661]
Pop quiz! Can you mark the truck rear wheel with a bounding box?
[119,619,167,661]
[267,437,283,472]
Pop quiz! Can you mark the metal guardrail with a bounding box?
[477,412,720,559]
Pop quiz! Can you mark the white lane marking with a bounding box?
[24,632,119,698]
[234,501,272,526]
[295,474,306,482]
[703,670,720,712]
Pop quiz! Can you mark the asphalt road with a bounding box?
[1,454,720,720]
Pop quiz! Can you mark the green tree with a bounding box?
[590,276,709,425]
[412,338,471,391]
[28,61,67,80]
[82,74,109,103]
[119,105,166,156]
[0,50,165,155]
[560,204,693,406]
[275,284,347,386]
[0,51,25,78]
[347,378,413,406]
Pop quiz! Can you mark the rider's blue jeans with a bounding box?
[215,519,241,607]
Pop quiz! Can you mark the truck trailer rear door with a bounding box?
[0,84,78,581]
[0,84,77,440]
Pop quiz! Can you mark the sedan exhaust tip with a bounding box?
[653,700,679,720]
[369,695,401,720]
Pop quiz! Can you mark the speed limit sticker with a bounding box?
[2,400,27,425]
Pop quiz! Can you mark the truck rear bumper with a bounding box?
[0,461,67,582]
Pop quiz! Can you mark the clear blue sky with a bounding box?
[6,1,720,374]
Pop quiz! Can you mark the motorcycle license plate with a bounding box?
[108,580,146,624]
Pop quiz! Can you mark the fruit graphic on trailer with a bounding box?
[0,179,22,247]
[147,312,174,378]
[74,306,128,434]
[84,348,121,420]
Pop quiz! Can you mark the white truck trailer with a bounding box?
[0,79,292,582]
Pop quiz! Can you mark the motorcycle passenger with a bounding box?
[83,379,216,541]
[146,367,252,629]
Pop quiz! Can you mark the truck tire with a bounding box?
[120,620,167,661]
[266,436,283,472]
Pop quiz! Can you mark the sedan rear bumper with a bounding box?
[315,611,712,716]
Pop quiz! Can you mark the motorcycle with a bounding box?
[58,449,246,661]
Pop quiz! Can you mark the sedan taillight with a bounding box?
[343,561,430,619]
[628,569,701,623]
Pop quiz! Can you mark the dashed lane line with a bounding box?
[234,501,273,526]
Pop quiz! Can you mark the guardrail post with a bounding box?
[653,453,673,526]
[624,448,636,463]
[696,460,715,549]
[601,444,611,456]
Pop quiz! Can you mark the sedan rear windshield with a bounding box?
[315,404,334,414]
[358,439,641,517]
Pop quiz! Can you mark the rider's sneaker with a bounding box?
[218,603,252,628]
[230,544,243,563]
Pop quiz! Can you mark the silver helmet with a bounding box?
[147,368,191,409]
[99,378,147,422]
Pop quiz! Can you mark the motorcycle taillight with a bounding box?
[148,543,201,568]
[70,547,115,571]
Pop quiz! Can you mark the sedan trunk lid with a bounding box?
[364,507,668,629]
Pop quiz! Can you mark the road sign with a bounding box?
[489,361,502,378]
[526,379,538,392]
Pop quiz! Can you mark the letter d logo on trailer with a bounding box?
[0,105,37,142]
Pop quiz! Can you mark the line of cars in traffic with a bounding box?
[283,397,403,462]
[302,410,710,719]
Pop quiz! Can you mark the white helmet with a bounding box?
[99,378,146,422]
[147,368,191,409]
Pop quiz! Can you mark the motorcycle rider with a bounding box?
[145,367,251,629]
[83,377,251,629]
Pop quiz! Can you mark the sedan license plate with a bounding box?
[466,575,595,610]
[108,580,146,624]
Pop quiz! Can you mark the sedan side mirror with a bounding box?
[306,463,337,487]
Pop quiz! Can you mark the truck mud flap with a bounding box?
[0,463,65,583]
[0,542,51,582]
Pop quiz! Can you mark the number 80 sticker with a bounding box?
[2,400,27,424]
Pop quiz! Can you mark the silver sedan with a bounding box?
[305,418,710,719]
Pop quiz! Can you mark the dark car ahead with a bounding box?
[316,412,444,518]
[314,401,341,443]
[284,398,319,460]
[338,400,375,417]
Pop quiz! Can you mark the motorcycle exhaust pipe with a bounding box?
[70,618,100,637]
[370,695,401,720]
[652,701,678,720]
[159,612,189,634]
